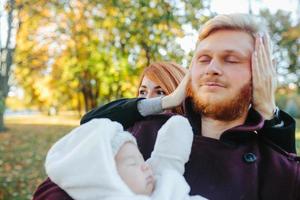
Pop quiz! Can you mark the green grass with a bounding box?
[0,116,77,200]
[0,116,299,200]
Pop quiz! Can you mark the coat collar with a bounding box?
[183,97,264,144]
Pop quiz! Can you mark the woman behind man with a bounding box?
[137,62,187,114]
[33,61,187,200]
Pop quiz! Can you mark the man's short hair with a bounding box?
[196,13,270,48]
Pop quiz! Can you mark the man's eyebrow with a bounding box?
[154,86,162,89]
[196,49,248,56]
[140,85,147,88]
[222,50,248,57]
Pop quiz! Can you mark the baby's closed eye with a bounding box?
[128,162,138,166]
[125,158,139,166]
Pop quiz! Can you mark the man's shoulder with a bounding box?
[33,178,73,200]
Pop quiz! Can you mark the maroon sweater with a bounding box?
[33,104,299,200]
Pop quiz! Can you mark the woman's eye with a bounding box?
[156,90,166,96]
[139,90,147,95]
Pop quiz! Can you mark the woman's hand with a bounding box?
[251,34,277,120]
[161,70,190,110]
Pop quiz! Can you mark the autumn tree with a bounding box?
[260,9,300,89]
[14,0,210,113]
[0,0,15,131]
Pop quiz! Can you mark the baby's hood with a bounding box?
[45,118,135,200]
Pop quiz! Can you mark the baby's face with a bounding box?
[115,142,154,196]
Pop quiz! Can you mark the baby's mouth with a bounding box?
[146,175,154,185]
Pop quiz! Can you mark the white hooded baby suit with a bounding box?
[45,116,207,200]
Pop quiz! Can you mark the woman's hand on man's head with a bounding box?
[162,70,190,110]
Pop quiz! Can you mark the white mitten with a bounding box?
[148,115,193,175]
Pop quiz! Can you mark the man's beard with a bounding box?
[186,79,252,121]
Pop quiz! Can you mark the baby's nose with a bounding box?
[141,162,152,172]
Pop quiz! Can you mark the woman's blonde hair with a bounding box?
[197,13,270,47]
[137,62,187,115]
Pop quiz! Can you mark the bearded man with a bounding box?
[33,14,299,200]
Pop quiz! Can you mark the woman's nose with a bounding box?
[146,91,155,98]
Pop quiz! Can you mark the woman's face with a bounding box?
[138,76,166,98]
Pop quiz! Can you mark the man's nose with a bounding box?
[205,59,222,75]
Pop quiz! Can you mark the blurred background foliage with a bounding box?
[0,0,299,199]
[5,0,211,118]
[1,0,299,122]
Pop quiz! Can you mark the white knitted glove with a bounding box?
[147,115,194,175]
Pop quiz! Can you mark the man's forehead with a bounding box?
[196,30,254,56]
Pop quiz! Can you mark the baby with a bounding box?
[114,140,154,196]
[45,116,207,200]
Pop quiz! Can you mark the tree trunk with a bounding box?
[82,87,89,113]
[76,92,82,117]
[142,42,151,67]
[0,0,15,132]
[0,113,4,132]
[0,65,6,131]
